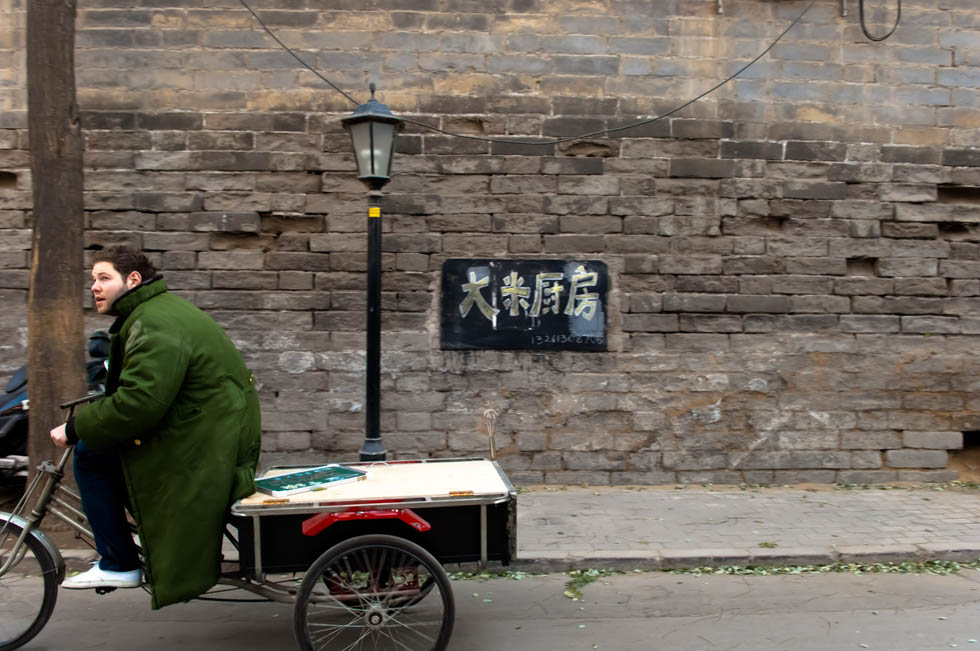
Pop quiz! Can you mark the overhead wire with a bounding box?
[401,0,817,145]
[239,0,818,146]
[237,0,360,107]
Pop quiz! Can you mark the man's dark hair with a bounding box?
[92,246,157,282]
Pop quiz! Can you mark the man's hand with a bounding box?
[50,423,70,448]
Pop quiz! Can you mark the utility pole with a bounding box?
[26,0,86,471]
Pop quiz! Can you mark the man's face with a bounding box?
[91,262,140,314]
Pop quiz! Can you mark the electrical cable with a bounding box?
[402,0,817,145]
[240,0,816,146]
[237,0,360,107]
[858,0,901,42]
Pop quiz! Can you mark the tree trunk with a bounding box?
[26,0,86,473]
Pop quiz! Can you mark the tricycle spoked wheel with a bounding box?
[294,534,455,651]
[0,517,59,651]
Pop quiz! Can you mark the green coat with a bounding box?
[73,278,261,609]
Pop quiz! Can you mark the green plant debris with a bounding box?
[563,568,623,601]
[669,559,980,577]
[453,561,980,604]
[758,541,779,548]
[837,481,980,492]
[448,569,543,581]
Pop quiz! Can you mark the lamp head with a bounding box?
[341,83,403,191]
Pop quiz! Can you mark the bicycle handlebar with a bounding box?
[59,392,105,410]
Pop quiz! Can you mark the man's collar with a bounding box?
[108,275,167,328]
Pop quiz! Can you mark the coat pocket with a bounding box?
[223,375,248,412]
[174,404,202,423]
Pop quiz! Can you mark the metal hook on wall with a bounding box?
[483,409,498,461]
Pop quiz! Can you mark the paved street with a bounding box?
[10,570,980,650]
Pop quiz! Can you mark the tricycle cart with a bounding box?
[0,396,517,651]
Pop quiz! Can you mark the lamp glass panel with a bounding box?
[349,122,375,177]
[370,122,396,179]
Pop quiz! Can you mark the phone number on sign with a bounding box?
[529,334,604,346]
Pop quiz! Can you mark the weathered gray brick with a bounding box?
[722,256,783,274]
[893,278,947,296]
[840,315,901,333]
[671,119,735,139]
[785,257,847,275]
[856,296,944,315]
[678,314,743,332]
[879,184,938,202]
[662,293,727,312]
[941,260,980,278]
[876,258,938,277]
[881,222,939,238]
[719,178,783,199]
[542,234,604,254]
[834,277,894,295]
[669,159,735,179]
[744,314,839,332]
[896,470,958,482]
[943,148,980,167]
[721,140,783,160]
[902,431,963,449]
[771,275,834,294]
[950,279,980,296]
[828,163,892,183]
[727,295,789,313]
[559,215,622,233]
[901,316,960,333]
[622,314,679,332]
[785,141,847,161]
[789,295,849,313]
[658,255,722,275]
[896,203,980,223]
[783,181,848,200]
[840,431,901,449]
[885,449,948,468]
[837,470,898,484]
[141,232,210,251]
[832,200,894,220]
[663,451,728,471]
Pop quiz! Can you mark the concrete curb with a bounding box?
[511,544,980,572]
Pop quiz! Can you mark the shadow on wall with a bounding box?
[949,431,980,482]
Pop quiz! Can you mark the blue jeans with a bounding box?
[73,441,141,572]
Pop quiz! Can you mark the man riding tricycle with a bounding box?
[2,246,516,651]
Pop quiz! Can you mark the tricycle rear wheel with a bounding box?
[0,516,59,651]
[293,534,454,651]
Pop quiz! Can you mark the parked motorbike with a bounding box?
[0,331,109,487]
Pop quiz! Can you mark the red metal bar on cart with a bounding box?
[302,508,432,537]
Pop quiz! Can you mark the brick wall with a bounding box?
[1,0,979,483]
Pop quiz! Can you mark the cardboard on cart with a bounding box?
[238,458,510,508]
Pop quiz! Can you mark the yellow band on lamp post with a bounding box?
[369,207,381,218]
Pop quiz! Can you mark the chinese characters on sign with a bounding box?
[441,259,608,351]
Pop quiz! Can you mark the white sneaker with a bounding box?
[62,563,142,589]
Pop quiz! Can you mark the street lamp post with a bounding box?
[342,83,403,462]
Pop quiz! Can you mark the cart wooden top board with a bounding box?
[234,458,513,514]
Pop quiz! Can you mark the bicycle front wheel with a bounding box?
[0,516,59,651]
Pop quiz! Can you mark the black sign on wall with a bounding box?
[440,259,608,351]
